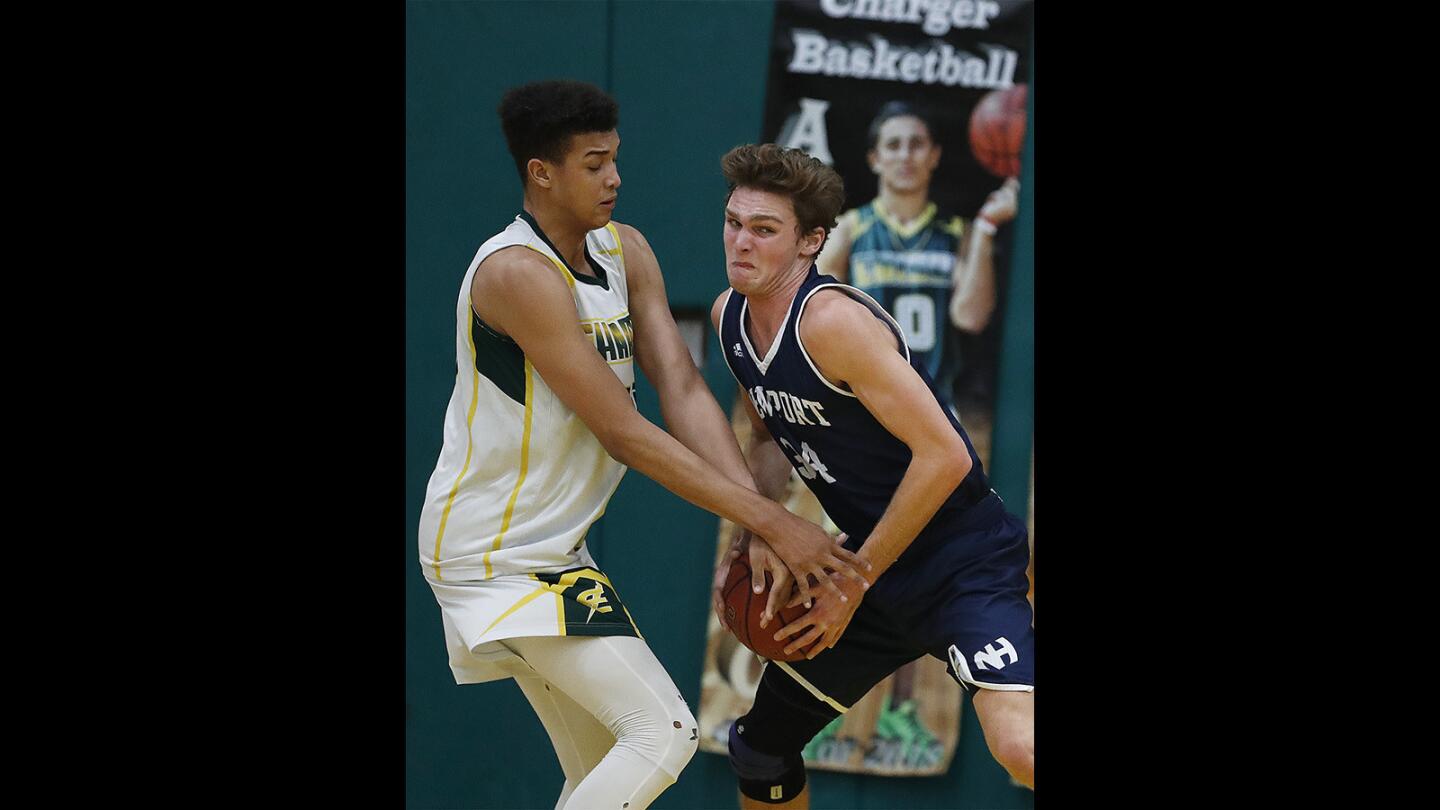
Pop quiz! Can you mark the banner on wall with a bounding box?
[697,0,1033,777]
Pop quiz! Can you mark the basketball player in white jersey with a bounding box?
[417,80,867,810]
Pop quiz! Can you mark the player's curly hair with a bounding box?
[720,144,846,249]
[498,80,619,185]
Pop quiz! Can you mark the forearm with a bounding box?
[659,375,757,492]
[604,415,788,537]
[855,450,970,582]
[746,432,793,502]
[950,226,998,333]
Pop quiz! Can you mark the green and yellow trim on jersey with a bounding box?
[430,308,485,581]
[602,223,625,260]
[871,199,939,240]
[476,567,642,639]
[482,358,535,579]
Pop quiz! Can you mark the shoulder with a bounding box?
[474,244,569,296]
[609,220,662,282]
[611,220,655,255]
[798,288,899,379]
[799,288,879,343]
[710,288,735,329]
[847,205,880,239]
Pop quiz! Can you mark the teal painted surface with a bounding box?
[990,28,1036,512]
[406,2,1034,807]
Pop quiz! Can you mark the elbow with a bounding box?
[943,439,973,488]
[951,301,995,334]
[594,419,646,468]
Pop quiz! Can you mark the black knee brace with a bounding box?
[728,720,807,804]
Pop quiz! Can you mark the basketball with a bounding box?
[968,83,1027,178]
[720,554,810,662]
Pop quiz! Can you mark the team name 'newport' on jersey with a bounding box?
[720,266,992,553]
[747,386,832,427]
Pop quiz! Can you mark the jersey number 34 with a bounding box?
[778,437,836,483]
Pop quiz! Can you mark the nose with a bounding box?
[608,165,621,191]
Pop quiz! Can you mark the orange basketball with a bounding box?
[720,555,809,662]
[969,83,1027,178]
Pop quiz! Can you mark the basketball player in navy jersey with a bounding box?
[709,144,1034,806]
[813,99,1020,761]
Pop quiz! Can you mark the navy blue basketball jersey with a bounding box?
[719,266,994,554]
[845,201,964,404]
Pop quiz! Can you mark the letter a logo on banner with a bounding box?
[776,98,834,165]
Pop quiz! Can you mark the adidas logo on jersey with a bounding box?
[733,342,744,358]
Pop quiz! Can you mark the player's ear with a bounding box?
[867,148,880,175]
[929,142,942,168]
[800,226,825,258]
[527,158,552,189]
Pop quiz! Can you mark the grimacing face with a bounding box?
[536,129,621,230]
[868,115,940,195]
[723,186,824,297]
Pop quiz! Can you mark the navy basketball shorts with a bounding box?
[763,505,1035,722]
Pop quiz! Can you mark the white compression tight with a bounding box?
[503,635,699,810]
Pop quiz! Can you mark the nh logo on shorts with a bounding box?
[974,637,1018,671]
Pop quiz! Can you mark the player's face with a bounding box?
[547,130,621,230]
[869,116,940,194]
[723,186,825,296]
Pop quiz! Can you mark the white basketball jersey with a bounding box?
[418,213,635,584]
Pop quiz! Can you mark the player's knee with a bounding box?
[611,701,698,779]
[986,725,1034,785]
[727,720,807,804]
[667,706,700,776]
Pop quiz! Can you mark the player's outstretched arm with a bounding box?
[803,289,972,582]
[622,224,757,493]
[772,289,973,657]
[472,246,862,586]
[950,177,1018,333]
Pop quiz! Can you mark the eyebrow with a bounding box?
[583,142,619,157]
[724,208,784,224]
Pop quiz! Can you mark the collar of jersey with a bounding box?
[518,211,610,290]
[871,199,937,241]
[739,294,794,376]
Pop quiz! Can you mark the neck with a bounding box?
[523,197,593,272]
[743,259,813,349]
[877,186,930,223]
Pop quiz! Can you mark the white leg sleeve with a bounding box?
[505,635,699,810]
[513,671,614,809]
